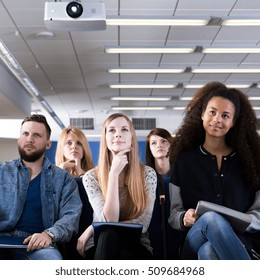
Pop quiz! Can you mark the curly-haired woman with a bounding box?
[168,82,260,260]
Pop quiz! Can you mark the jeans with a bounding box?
[0,230,62,260]
[181,211,251,260]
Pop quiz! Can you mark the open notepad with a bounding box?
[0,236,27,248]
[195,200,252,234]
[92,222,143,244]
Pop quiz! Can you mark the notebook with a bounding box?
[195,200,252,234]
[0,236,27,248]
[92,222,143,244]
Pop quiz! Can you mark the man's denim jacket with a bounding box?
[0,157,82,242]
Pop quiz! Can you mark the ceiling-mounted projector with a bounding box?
[44,1,106,31]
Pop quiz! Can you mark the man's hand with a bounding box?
[23,232,53,252]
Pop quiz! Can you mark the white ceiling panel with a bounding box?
[0,0,260,140]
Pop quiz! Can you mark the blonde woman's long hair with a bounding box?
[55,126,94,172]
[97,113,147,220]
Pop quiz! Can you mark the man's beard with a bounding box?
[18,146,46,162]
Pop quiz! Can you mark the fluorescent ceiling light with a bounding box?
[253,107,260,110]
[111,106,166,110]
[192,68,260,74]
[180,97,193,101]
[222,17,260,26]
[105,46,195,54]
[108,68,184,74]
[111,83,252,89]
[109,84,176,89]
[184,83,251,89]
[106,16,210,26]
[107,45,260,55]
[109,68,260,74]
[173,107,186,110]
[203,47,260,53]
[226,84,251,88]
[249,97,260,101]
[111,96,171,101]
[184,84,204,89]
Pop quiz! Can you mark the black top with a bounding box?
[171,146,255,212]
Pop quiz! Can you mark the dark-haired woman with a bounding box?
[168,82,260,260]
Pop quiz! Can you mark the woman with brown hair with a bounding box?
[77,113,157,259]
[145,128,180,259]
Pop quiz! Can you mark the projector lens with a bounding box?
[66,2,83,18]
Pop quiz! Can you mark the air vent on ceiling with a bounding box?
[132,118,156,130]
[70,118,94,130]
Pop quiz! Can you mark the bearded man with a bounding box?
[0,114,82,259]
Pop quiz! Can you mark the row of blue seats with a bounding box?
[63,178,182,260]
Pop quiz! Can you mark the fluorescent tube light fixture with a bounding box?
[106,16,210,26]
[184,83,252,89]
[203,47,260,53]
[180,97,193,101]
[108,68,184,74]
[184,84,204,89]
[192,68,260,74]
[173,107,186,110]
[111,96,172,101]
[105,46,195,54]
[111,106,166,110]
[109,84,176,89]
[226,84,251,88]
[222,17,260,26]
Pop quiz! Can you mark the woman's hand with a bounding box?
[59,159,84,177]
[77,225,94,257]
[59,160,75,173]
[110,149,130,176]
[183,208,199,227]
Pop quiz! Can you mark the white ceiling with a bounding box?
[1,0,260,140]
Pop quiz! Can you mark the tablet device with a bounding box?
[0,236,27,248]
[92,222,143,244]
[195,200,252,233]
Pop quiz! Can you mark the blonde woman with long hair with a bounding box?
[55,126,94,177]
[77,113,157,259]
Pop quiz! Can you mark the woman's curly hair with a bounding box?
[169,81,260,190]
